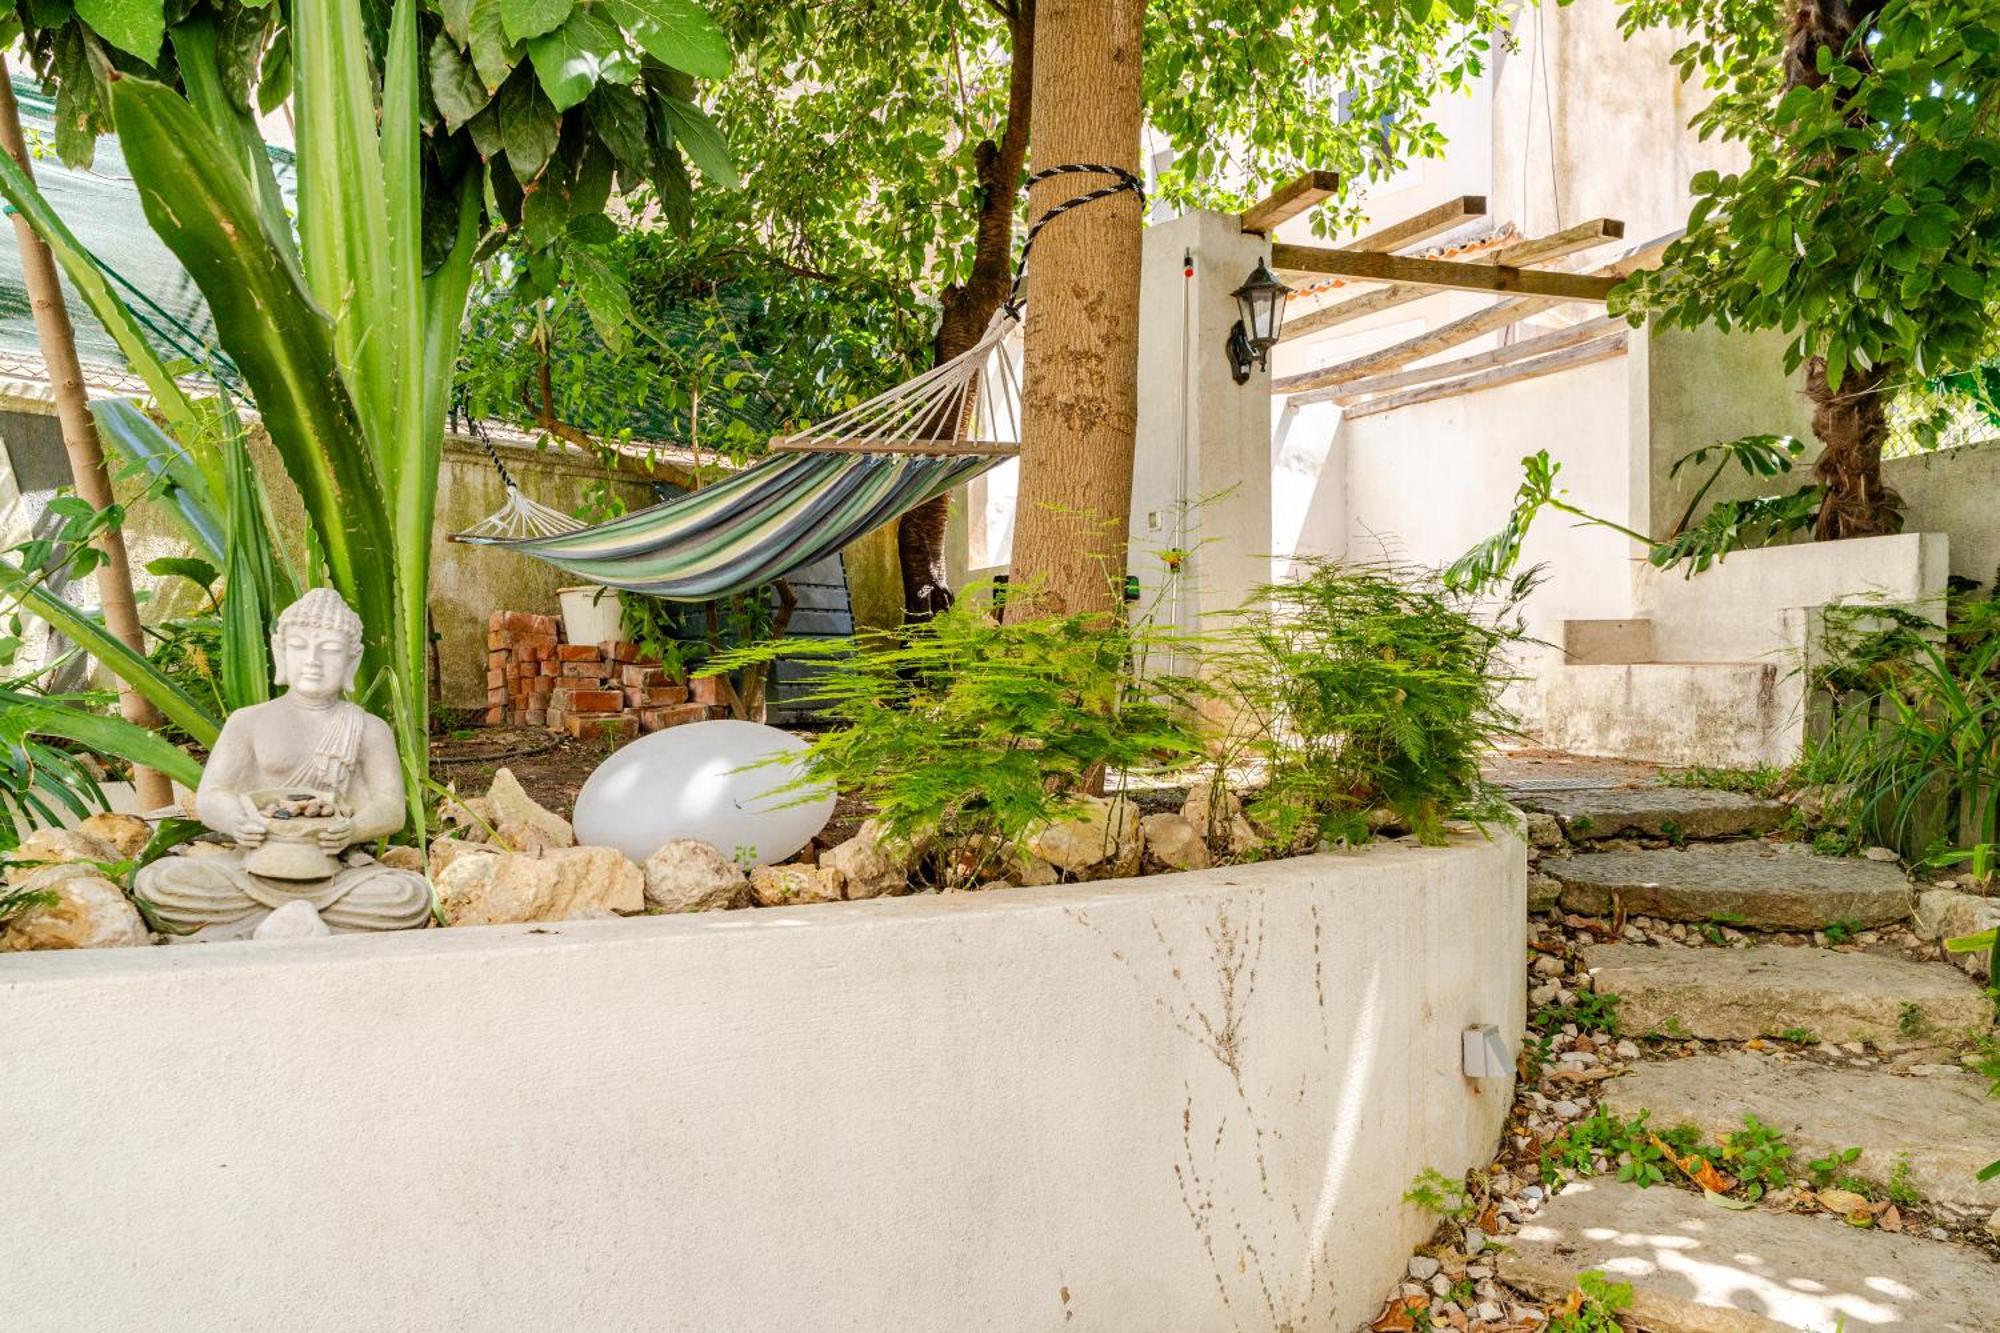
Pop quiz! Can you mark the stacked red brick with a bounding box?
[485,611,728,743]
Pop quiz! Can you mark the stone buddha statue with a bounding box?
[135,588,431,939]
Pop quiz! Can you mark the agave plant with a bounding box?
[0,0,734,825]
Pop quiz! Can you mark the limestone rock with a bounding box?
[77,812,152,860]
[492,819,564,857]
[4,826,120,886]
[377,844,426,873]
[1520,786,1787,842]
[1582,942,1992,1045]
[643,839,747,912]
[748,863,846,907]
[1009,847,1060,887]
[1523,810,1564,849]
[1025,796,1141,880]
[252,899,332,940]
[1915,889,2000,981]
[820,819,920,900]
[1527,871,1562,913]
[435,845,642,926]
[428,836,485,882]
[1180,784,1263,855]
[485,768,574,848]
[436,794,495,843]
[0,866,149,951]
[1545,842,1910,929]
[1604,1050,2000,1208]
[1139,813,1211,873]
[1500,1178,1999,1332]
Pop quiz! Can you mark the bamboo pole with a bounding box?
[0,63,173,809]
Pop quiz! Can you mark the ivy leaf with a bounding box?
[428,32,491,133]
[526,5,637,112]
[655,94,736,188]
[567,247,633,353]
[501,0,571,44]
[601,0,729,80]
[74,0,162,63]
[496,71,559,181]
[468,0,524,90]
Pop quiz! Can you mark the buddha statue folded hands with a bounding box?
[135,588,431,940]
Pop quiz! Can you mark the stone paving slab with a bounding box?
[1547,843,1910,929]
[1603,1051,2000,1208]
[1518,787,1788,842]
[1582,942,1994,1045]
[1499,1178,2000,1331]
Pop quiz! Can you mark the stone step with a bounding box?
[1499,1178,1999,1331]
[1603,1050,2000,1209]
[1582,942,1993,1046]
[1518,786,1788,842]
[1545,843,1910,930]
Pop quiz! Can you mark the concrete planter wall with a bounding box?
[0,832,1525,1333]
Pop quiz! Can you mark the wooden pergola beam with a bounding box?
[1238,170,1342,236]
[1273,232,1677,394]
[1339,335,1629,420]
[1292,314,1627,407]
[1347,195,1487,253]
[1278,218,1625,344]
[1269,243,1620,302]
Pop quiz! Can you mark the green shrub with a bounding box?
[1217,559,1527,847]
[704,586,1208,885]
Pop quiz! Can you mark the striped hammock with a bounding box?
[454,309,1022,600]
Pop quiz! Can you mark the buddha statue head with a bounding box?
[272,587,365,703]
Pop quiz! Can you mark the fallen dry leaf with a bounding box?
[1880,1205,1903,1232]
[1653,1134,1735,1195]
[1371,1294,1430,1332]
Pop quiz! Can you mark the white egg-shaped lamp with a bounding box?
[573,719,834,867]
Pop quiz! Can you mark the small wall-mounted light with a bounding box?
[1226,259,1293,385]
[1462,1024,1512,1080]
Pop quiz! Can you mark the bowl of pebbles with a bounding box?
[242,790,346,881]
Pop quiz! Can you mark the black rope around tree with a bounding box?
[1003,163,1147,318]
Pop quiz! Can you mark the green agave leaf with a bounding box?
[0,697,204,791]
[110,75,396,678]
[219,402,276,711]
[91,399,224,565]
[602,0,729,79]
[0,557,221,746]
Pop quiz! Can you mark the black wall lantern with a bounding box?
[1226,259,1293,385]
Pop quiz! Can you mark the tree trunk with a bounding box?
[1804,357,1901,539]
[1784,0,1901,539]
[896,0,1037,622]
[1007,0,1146,620]
[0,64,173,809]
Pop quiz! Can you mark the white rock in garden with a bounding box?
[0,865,149,951]
[3,826,121,886]
[252,899,332,940]
[428,835,486,882]
[748,863,846,907]
[1180,783,1265,855]
[643,839,747,912]
[1009,847,1060,887]
[434,845,641,926]
[1862,845,1900,862]
[820,819,920,900]
[1139,813,1212,873]
[77,812,152,860]
[1024,796,1141,880]
[485,768,575,848]
[1407,1255,1441,1281]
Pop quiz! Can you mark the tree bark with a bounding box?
[0,64,173,808]
[1783,0,1901,538]
[1007,0,1146,620]
[896,0,1037,621]
[1804,357,1901,540]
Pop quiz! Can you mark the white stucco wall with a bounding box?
[0,836,1525,1333]
[1886,437,2000,587]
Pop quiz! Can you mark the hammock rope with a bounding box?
[453,163,1146,601]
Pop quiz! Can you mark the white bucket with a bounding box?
[557,585,623,647]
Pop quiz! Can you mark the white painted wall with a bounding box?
[0,837,1525,1333]
[1886,437,2000,586]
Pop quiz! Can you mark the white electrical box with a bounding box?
[1462,1024,1512,1080]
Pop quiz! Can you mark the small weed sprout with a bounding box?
[1533,990,1622,1037]
[1403,1167,1475,1221]
[1822,918,1860,945]
[1548,1270,1636,1333]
